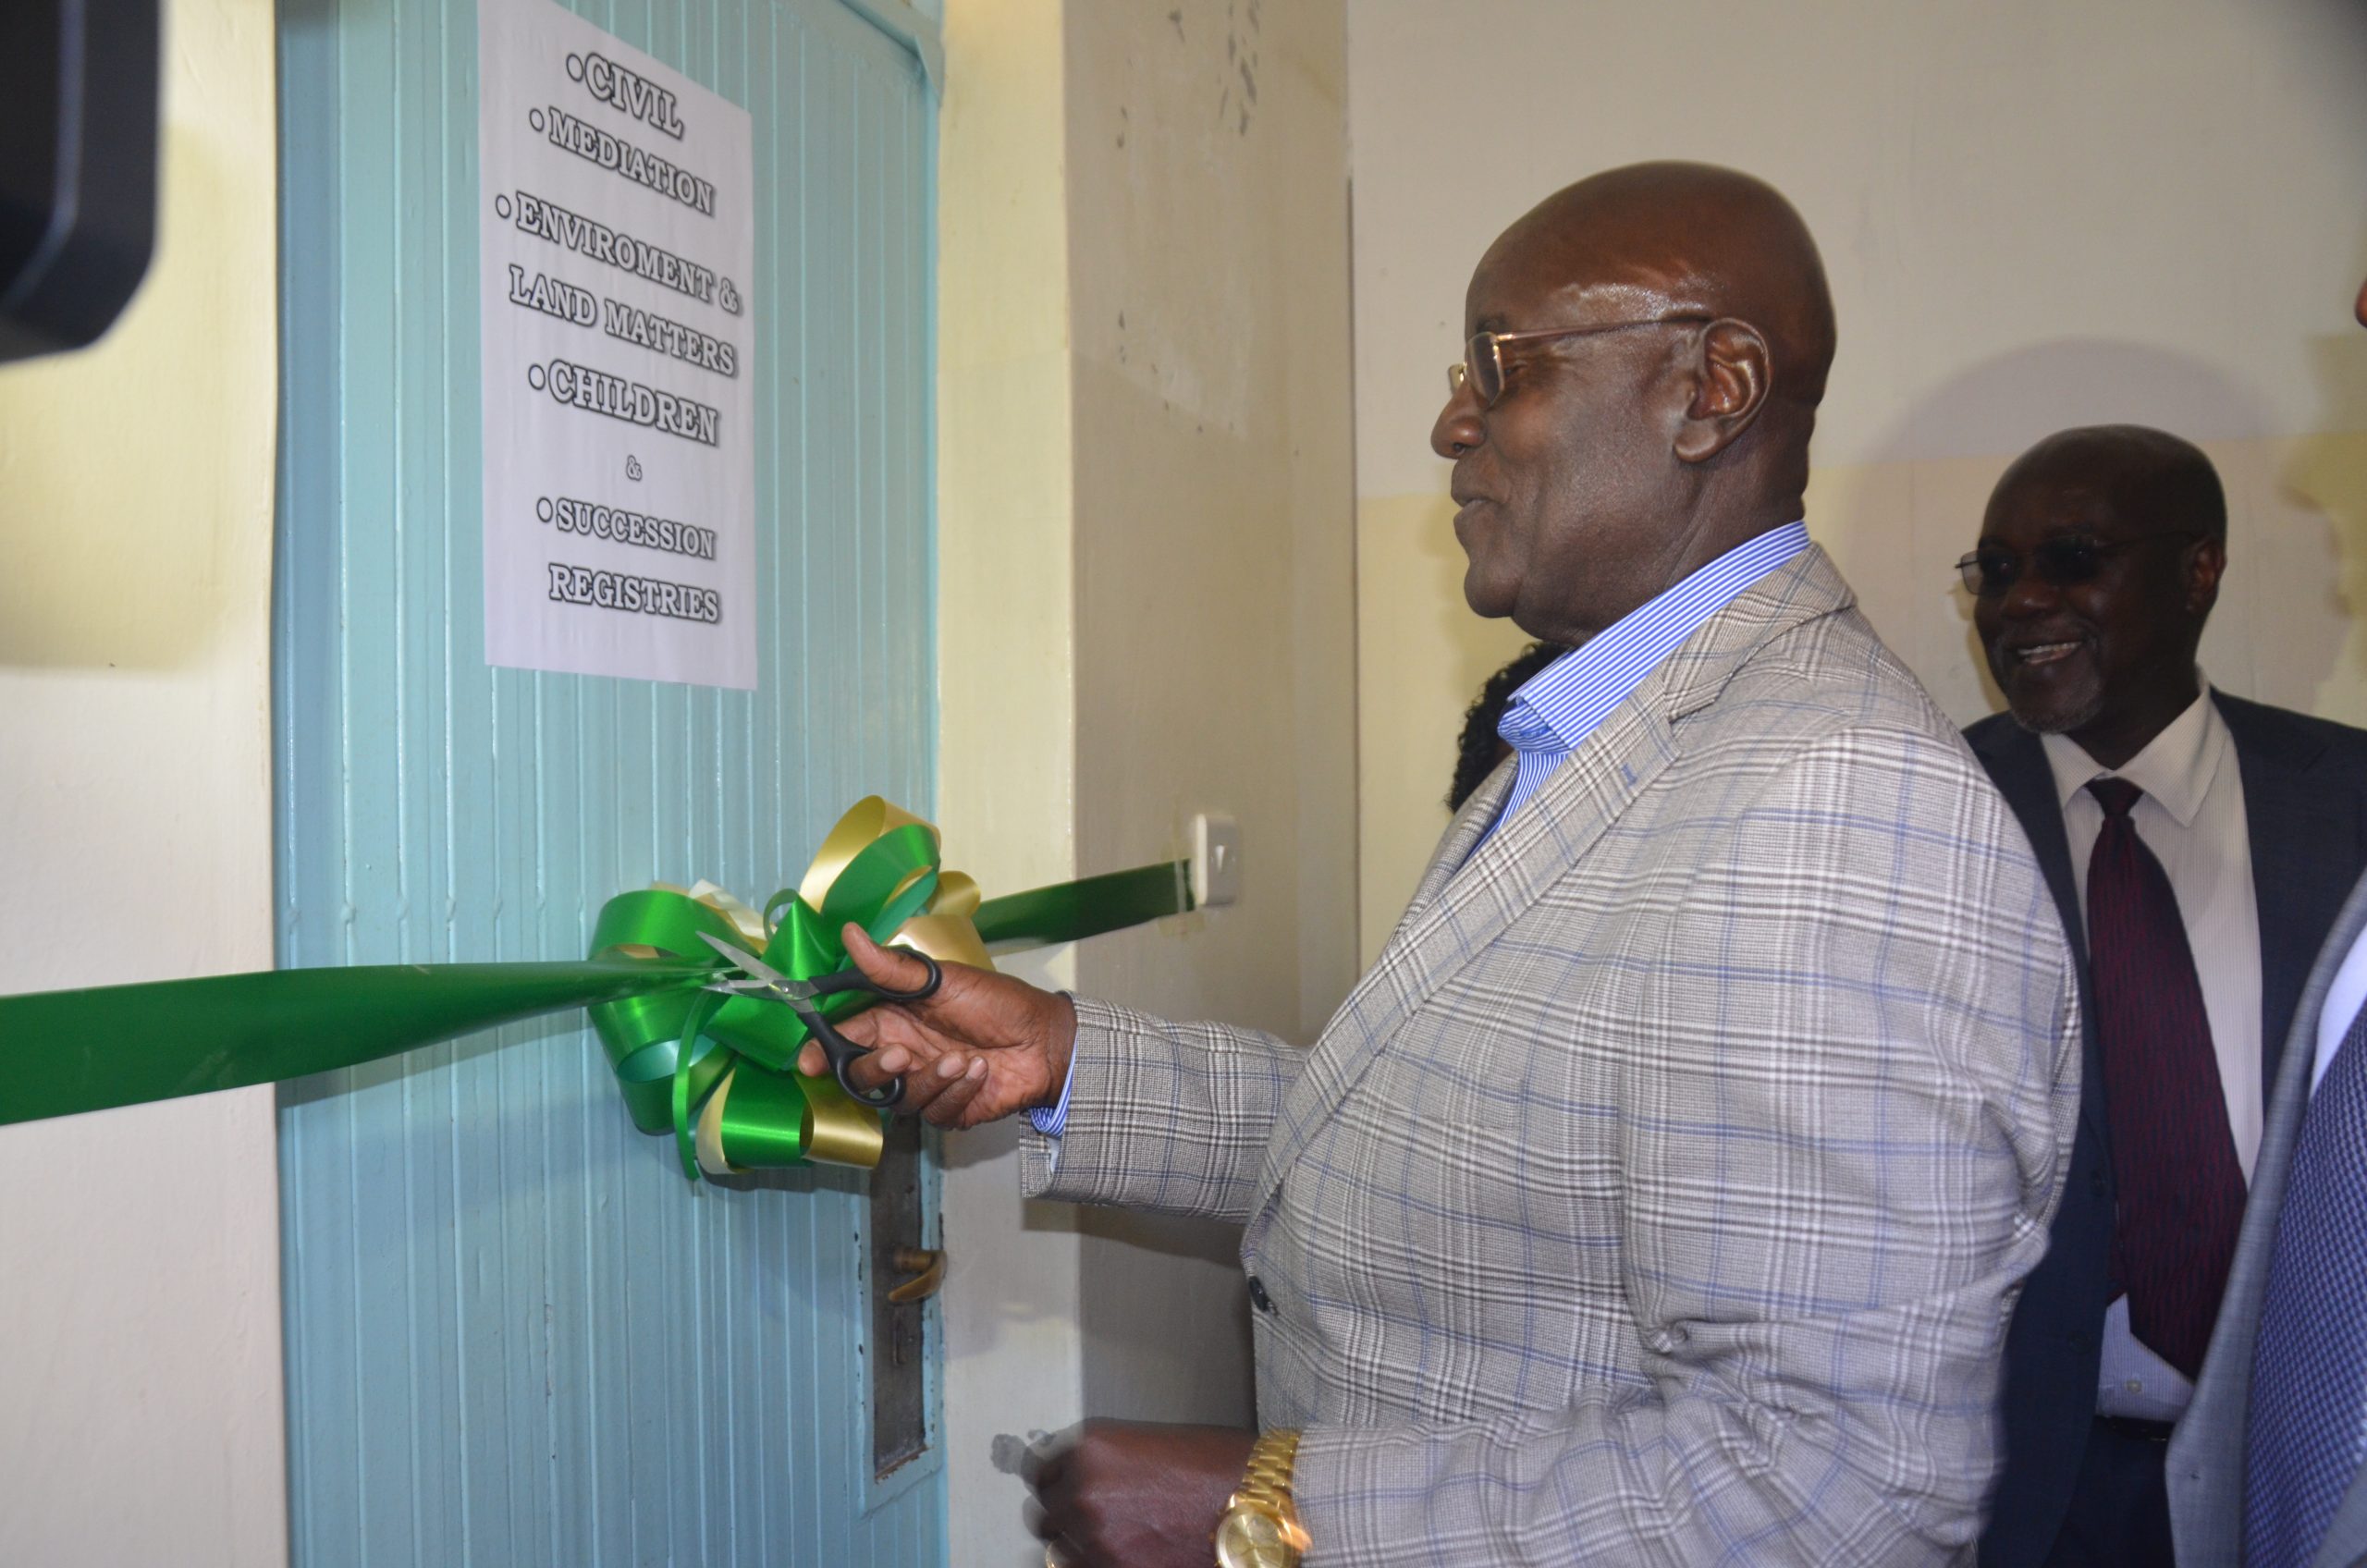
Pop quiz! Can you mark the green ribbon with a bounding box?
[0,797,1194,1176]
[973,861,1195,949]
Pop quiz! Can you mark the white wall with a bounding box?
[937,0,1358,1557]
[1347,0,2367,954]
[0,0,287,1561]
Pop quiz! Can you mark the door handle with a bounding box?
[886,1246,945,1304]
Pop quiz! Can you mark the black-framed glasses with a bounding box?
[1447,314,1713,408]
[1955,533,2203,598]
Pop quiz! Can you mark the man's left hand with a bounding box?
[1023,1419,1257,1568]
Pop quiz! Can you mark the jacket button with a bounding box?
[1246,1277,1273,1313]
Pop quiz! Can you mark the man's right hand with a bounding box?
[795,923,1078,1130]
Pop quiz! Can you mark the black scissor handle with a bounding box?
[804,947,942,1004]
[806,949,938,1109]
[812,1011,906,1109]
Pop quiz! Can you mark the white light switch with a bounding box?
[1190,812,1242,908]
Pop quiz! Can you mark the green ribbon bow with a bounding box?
[0,797,1192,1175]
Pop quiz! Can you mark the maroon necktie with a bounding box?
[2085,777,2247,1378]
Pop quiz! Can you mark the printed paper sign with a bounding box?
[479,0,756,689]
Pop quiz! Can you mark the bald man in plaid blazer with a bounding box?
[1021,544,2079,1563]
[827,165,2081,1566]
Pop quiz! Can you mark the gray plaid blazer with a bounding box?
[1026,546,2081,1565]
[2168,865,2367,1568]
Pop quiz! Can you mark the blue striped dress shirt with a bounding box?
[1032,520,1810,1141]
[1478,521,1810,845]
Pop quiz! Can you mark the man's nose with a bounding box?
[1998,565,2059,619]
[1431,386,1484,459]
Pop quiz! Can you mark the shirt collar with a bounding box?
[1499,521,1811,756]
[2040,680,2227,828]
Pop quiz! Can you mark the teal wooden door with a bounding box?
[272,0,942,1562]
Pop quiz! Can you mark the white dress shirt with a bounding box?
[2041,683,2263,1421]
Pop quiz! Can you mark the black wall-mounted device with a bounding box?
[0,0,161,366]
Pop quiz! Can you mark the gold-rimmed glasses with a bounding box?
[1447,314,1713,407]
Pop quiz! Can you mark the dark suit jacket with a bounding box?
[1970,692,2367,1568]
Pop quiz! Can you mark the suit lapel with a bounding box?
[1407,760,1515,920]
[1250,545,1857,1219]
[2171,861,2367,1560]
[2279,876,2367,1568]
[1249,695,1675,1214]
[1978,725,2089,971]
[1352,757,1518,974]
[1388,691,1675,1032]
[1972,721,2107,1158]
[2222,693,2349,1098]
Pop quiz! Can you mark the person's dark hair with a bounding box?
[1449,642,1565,811]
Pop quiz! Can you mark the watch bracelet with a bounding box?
[1233,1427,1302,1513]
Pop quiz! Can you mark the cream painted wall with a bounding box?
[936,0,1091,1554]
[1062,0,1357,1426]
[937,0,1357,1560]
[0,1,286,1562]
[1347,0,2367,957]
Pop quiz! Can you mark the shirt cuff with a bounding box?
[1025,1050,1079,1139]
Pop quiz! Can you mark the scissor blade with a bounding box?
[698,930,795,989]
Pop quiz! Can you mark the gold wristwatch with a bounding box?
[1214,1428,1309,1568]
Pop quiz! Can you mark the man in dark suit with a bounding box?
[1966,423,2367,1568]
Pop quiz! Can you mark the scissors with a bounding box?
[698,931,941,1109]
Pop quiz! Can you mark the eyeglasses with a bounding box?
[1447,315,1713,408]
[1955,533,2203,598]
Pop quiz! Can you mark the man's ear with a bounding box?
[2187,536,2226,619]
[1673,319,1772,464]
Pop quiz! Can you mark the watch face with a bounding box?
[1214,1508,1287,1568]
